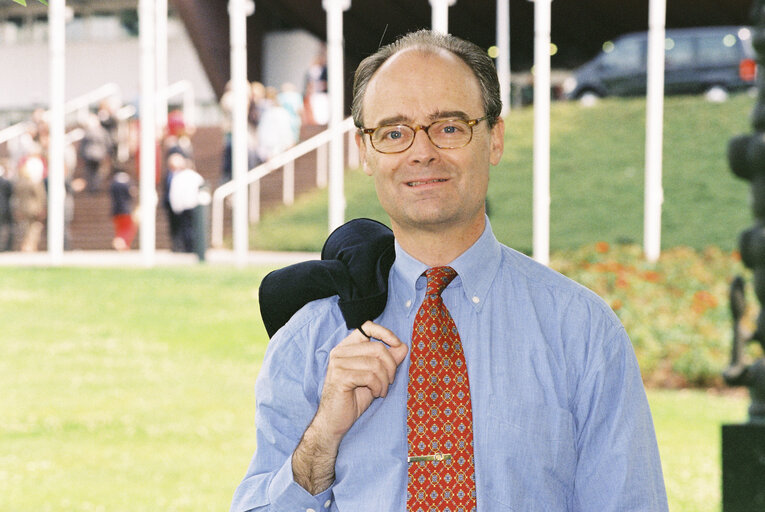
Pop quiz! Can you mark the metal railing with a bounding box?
[0,82,123,148]
[63,82,122,126]
[211,116,358,248]
[0,120,34,147]
[63,105,136,148]
[0,80,191,150]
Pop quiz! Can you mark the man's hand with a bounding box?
[292,321,407,494]
[317,321,408,439]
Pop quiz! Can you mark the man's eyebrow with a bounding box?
[429,110,470,121]
[374,115,411,127]
[373,111,471,127]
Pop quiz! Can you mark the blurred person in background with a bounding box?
[248,82,267,130]
[162,151,182,252]
[219,81,262,184]
[278,82,304,144]
[163,109,194,162]
[109,167,137,251]
[7,108,47,174]
[98,98,120,160]
[219,80,234,184]
[79,113,111,193]
[0,162,14,251]
[167,153,204,253]
[64,138,86,250]
[13,153,46,252]
[247,82,266,169]
[256,86,297,162]
[161,112,195,253]
[303,47,329,126]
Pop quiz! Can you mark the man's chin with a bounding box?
[392,209,474,233]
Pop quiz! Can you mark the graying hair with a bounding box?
[351,29,502,128]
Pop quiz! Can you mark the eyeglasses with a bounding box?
[359,115,490,154]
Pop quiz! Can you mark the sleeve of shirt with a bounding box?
[571,323,669,511]
[230,310,336,512]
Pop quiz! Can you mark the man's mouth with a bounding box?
[406,178,448,187]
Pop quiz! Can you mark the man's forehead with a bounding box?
[362,48,482,125]
[384,45,455,65]
[372,46,467,82]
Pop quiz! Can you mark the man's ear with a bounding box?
[355,132,373,176]
[489,118,505,166]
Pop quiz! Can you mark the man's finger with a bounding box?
[359,321,402,346]
[358,321,408,365]
[357,324,371,338]
[332,342,399,383]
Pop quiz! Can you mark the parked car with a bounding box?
[563,26,756,101]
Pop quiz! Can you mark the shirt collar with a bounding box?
[391,216,502,314]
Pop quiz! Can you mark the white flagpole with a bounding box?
[229,0,253,266]
[155,0,168,133]
[644,0,666,262]
[323,0,351,233]
[532,0,552,265]
[139,0,157,267]
[429,0,456,34]
[497,0,511,116]
[47,0,66,264]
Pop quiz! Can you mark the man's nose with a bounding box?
[407,128,439,164]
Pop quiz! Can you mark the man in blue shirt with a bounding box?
[231,30,668,511]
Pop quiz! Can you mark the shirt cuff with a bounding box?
[268,454,334,512]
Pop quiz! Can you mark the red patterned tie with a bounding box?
[406,266,477,512]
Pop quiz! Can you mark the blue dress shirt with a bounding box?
[231,219,668,512]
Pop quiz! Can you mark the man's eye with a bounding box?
[379,127,404,140]
[438,122,466,135]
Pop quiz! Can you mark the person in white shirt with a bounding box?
[167,153,204,253]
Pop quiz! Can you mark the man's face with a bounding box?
[357,48,504,237]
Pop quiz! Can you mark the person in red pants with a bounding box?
[109,168,137,251]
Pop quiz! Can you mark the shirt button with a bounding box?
[306,508,316,512]
[324,499,332,508]
[472,296,480,304]
[405,299,412,308]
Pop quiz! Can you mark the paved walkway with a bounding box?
[0,249,320,267]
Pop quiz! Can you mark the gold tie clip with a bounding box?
[407,453,452,463]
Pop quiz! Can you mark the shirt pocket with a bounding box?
[477,395,576,511]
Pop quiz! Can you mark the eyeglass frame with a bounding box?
[358,115,492,154]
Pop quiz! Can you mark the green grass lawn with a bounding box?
[251,93,754,253]
[1,267,272,511]
[651,389,748,511]
[0,266,750,511]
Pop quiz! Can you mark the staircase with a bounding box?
[65,124,326,251]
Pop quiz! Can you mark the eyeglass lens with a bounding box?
[372,119,473,153]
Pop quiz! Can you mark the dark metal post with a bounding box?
[193,185,212,262]
[723,2,765,510]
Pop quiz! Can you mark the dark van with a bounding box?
[563,26,756,100]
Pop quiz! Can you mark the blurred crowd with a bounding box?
[219,80,306,184]
[0,107,71,253]
[0,48,327,253]
[219,48,328,183]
